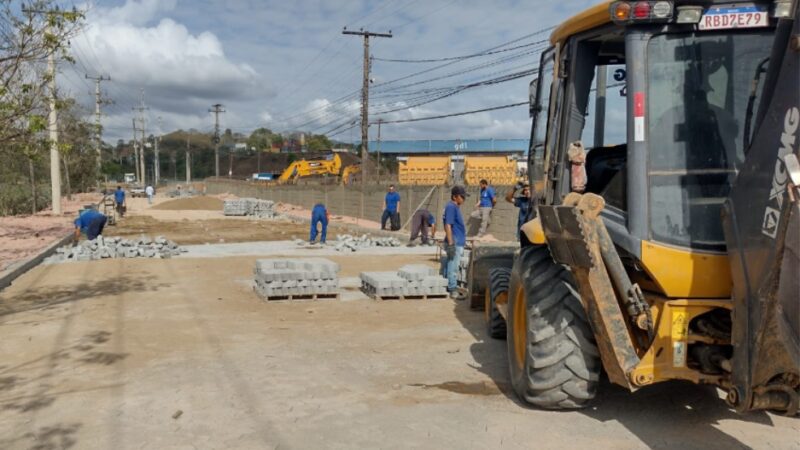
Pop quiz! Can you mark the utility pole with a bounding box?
[376,118,382,181]
[154,116,162,185]
[132,118,140,183]
[209,104,225,178]
[185,135,191,183]
[23,6,74,215]
[133,90,149,185]
[342,27,392,186]
[85,74,111,170]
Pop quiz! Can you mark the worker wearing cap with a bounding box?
[442,186,468,299]
[74,208,107,242]
[470,179,496,237]
[310,203,330,244]
[381,185,401,231]
[506,181,532,241]
[408,208,437,246]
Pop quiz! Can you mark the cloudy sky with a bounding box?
[57,0,599,143]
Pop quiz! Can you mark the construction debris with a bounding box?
[223,198,277,218]
[360,264,448,299]
[331,234,402,252]
[254,258,340,300]
[46,235,185,263]
[166,187,198,198]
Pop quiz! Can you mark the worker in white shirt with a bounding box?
[145,185,155,205]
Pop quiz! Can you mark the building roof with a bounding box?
[367,139,528,154]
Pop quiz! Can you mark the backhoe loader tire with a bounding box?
[485,267,510,339]
[506,245,600,409]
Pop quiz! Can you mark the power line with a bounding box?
[373,41,544,63]
[374,101,527,124]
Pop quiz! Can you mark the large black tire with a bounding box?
[485,267,510,339]
[506,245,601,409]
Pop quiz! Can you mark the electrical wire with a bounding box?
[374,101,526,124]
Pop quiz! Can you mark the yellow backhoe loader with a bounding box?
[477,0,799,414]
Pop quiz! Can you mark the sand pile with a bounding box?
[151,196,223,211]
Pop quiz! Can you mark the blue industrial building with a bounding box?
[365,138,528,154]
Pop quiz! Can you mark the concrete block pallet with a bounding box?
[360,264,448,300]
[224,198,276,218]
[254,258,340,301]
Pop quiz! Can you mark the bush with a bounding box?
[0,183,51,216]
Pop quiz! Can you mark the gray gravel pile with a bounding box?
[46,235,185,263]
[332,234,402,252]
[360,264,447,298]
[223,198,276,218]
[254,258,340,299]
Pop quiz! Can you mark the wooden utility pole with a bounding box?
[209,104,225,178]
[86,74,110,170]
[154,116,162,185]
[342,28,392,186]
[376,118,382,182]
[132,118,140,183]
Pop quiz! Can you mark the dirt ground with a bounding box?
[0,252,797,450]
[0,193,103,272]
[150,196,224,211]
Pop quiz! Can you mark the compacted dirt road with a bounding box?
[0,248,798,449]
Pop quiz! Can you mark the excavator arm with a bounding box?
[722,2,800,415]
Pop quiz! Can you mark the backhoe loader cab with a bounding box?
[482,0,799,413]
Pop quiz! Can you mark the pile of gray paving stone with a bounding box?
[254,258,340,299]
[360,264,448,298]
[331,234,402,252]
[457,248,471,290]
[223,198,276,218]
[47,235,184,263]
[166,187,198,198]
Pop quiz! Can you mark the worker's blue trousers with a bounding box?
[310,206,328,243]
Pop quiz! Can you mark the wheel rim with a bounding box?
[512,285,527,370]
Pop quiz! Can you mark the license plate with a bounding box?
[699,6,769,30]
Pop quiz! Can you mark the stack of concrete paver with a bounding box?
[253,258,340,300]
[46,235,184,263]
[360,264,448,299]
[457,248,471,289]
[223,198,276,218]
[332,234,402,252]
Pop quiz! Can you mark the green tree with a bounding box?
[306,134,332,152]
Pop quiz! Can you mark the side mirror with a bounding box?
[529,78,541,117]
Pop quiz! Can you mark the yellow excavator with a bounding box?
[277,153,360,185]
[475,0,799,414]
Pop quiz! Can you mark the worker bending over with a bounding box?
[74,208,107,242]
[470,179,496,237]
[442,186,468,299]
[505,181,531,241]
[310,203,330,245]
[408,208,437,246]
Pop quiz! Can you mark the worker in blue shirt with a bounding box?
[506,182,531,241]
[310,203,330,244]
[114,186,126,218]
[441,185,468,299]
[381,185,401,231]
[408,208,437,246]
[470,179,496,237]
[74,208,107,242]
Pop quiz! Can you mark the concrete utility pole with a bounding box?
[209,104,225,178]
[133,90,149,185]
[185,136,191,183]
[132,118,140,183]
[23,7,72,215]
[342,28,392,186]
[86,74,111,170]
[376,118,382,181]
[154,116,162,185]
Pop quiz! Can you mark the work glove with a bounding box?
[445,244,456,259]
